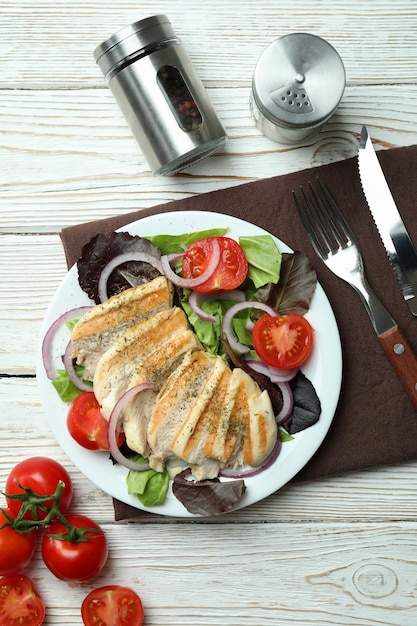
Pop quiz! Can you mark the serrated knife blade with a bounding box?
[358,125,417,316]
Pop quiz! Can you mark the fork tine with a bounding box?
[293,178,356,258]
[292,187,328,258]
[315,178,357,245]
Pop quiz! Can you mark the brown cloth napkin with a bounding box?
[61,145,417,520]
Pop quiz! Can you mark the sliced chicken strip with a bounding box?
[71,276,173,379]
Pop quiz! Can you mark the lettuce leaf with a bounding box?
[239,235,281,288]
[126,456,169,506]
[52,367,91,402]
[146,228,228,255]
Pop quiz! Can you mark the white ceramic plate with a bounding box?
[37,211,342,517]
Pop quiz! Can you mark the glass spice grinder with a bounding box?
[94,15,227,175]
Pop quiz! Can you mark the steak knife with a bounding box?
[358,125,417,315]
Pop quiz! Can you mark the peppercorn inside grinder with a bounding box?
[94,15,227,175]
[250,33,345,144]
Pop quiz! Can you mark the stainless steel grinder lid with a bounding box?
[251,33,345,143]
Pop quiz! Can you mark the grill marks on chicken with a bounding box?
[71,276,277,480]
[71,276,174,380]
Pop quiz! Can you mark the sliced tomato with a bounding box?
[252,313,314,369]
[81,585,144,626]
[0,574,45,626]
[182,236,248,294]
[67,392,124,451]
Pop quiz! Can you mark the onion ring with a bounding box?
[219,437,282,479]
[42,306,92,380]
[221,301,279,355]
[62,340,93,392]
[245,359,298,383]
[275,382,294,424]
[98,251,163,303]
[108,383,155,471]
[160,238,221,288]
[188,289,247,323]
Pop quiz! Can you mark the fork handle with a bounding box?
[378,326,417,410]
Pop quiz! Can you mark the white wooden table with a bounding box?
[2,1,417,624]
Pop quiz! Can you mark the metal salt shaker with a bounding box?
[250,33,345,144]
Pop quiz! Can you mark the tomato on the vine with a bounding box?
[0,509,37,576]
[41,514,108,582]
[182,236,248,293]
[252,313,314,369]
[5,457,73,521]
[81,585,144,626]
[67,391,123,451]
[0,574,45,626]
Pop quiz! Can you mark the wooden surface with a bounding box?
[2,1,417,624]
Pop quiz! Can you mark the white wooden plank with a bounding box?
[0,0,416,87]
[1,86,417,233]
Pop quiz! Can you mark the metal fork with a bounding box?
[293,178,417,410]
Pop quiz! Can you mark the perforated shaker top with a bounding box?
[252,33,345,130]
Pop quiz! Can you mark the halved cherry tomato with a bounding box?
[182,236,248,293]
[5,457,73,521]
[252,313,314,369]
[0,574,45,626]
[67,392,124,451]
[0,509,37,575]
[81,585,144,626]
[41,514,108,582]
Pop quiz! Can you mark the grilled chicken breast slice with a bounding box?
[92,307,202,456]
[147,351,277,480]
[71,276,173,379]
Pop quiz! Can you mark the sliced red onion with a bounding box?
[188,289,246,323]
[108,383,154,471]
[160,238,221,288]
[62,340,93,392]
[219,437,282,479]
[245,359,298,383]
[275,381,294,424]
[221,301,279,355]
[42,306,92,380]
[98,252,163,303]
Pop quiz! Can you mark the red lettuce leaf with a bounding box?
[257,251,317,315]
[172,469,246,516]
[77,231,162,303]
[282,371,321,434]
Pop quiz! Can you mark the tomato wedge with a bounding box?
[252,313,314,369]
[0,574,45,626]
[81,585,144,626]
[67,392,124,451]
[182,236,248,293]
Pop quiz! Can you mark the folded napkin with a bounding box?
[61,144,417,520]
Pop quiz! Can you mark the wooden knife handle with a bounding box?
[378,325,417,410]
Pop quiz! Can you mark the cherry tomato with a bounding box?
[67,392,123,451]
[182,236,248,293]
[81,585,144,626]
[42,514,108,582]
[252,313,314,369]
[5,457,73,521]
[0,574,45,626]
[0,509,37,576]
